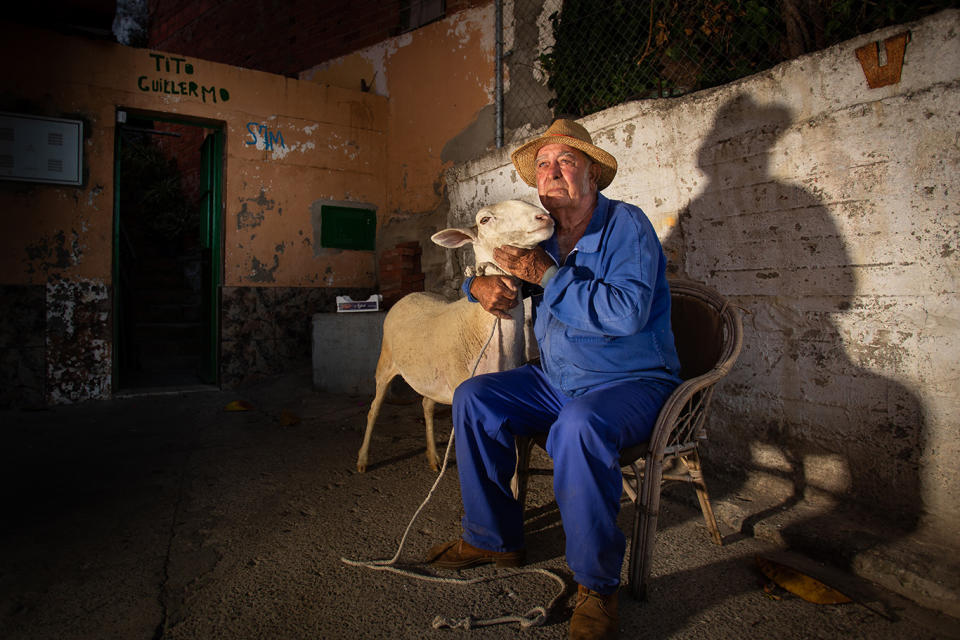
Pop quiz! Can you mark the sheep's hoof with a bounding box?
[357,460,368,473]
[427,457,440,473]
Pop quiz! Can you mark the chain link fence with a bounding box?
[502,0,955,128]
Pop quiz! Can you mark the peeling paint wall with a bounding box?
[0,24,388,402]
[227,104,386,289]
[301,3,498,297]
[296,0,562,297]
[444,11,960,541]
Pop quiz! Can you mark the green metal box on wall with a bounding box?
[320,204,376,251]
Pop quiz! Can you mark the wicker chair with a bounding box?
[511,279,743,599]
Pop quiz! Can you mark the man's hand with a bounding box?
[493,245,554,284]
[470,275,519,320]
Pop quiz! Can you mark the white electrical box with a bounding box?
[0,112,83,186]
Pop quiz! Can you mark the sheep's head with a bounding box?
[431,200,554,272]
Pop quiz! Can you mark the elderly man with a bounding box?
[426,119,681,640]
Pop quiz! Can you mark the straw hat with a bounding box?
[510,119,618,190]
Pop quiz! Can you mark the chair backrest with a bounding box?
[668,279,741,382]
[640,279,743,458]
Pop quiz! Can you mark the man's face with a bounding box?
[535,143,600,211]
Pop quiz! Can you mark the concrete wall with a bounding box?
[0,24,388,403]
[312,312,385,395]
[443,11,960,542]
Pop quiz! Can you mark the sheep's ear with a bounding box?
[431,227,477,248]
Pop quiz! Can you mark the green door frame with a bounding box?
[198,127,224,384]
[112,109,225,389]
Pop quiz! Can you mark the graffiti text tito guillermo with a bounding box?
[137,53,231,104]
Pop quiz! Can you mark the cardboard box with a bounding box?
[336,294,382,312]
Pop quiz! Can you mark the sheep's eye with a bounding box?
[479,216,491,224]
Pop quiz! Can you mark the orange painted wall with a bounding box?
[301,3,497,287]
[0,24,388,290]
[384,6,495,215]
[0,24,390,403]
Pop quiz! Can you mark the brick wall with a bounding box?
[148,0,489,77]
[378,241,424,309]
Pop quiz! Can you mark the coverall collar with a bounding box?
[574,193,611,254]
[545,193,610,260]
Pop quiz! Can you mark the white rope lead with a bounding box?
[341,317,568,631]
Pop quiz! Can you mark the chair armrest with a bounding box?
[645,371,727,461]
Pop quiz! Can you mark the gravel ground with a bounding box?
[1,368,957,639]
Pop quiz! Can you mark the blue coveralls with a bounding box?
[455,194,682,594]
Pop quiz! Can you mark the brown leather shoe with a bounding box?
[424,538,525,569]
[569,584,618,639]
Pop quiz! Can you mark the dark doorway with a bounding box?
[113,111,224,391]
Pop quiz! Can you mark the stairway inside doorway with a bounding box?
[126,233,204,388]
[116,115,218,391]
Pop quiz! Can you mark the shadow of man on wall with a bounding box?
[668,93,927,570]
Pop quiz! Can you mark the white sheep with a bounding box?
[356,200,554,473]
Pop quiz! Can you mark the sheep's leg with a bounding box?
[422,397,439,472]
[357,363,395,473]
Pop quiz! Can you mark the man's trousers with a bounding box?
[452,363,675,594]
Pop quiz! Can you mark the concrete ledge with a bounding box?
[694,471,960,620]
[312,312,384,396]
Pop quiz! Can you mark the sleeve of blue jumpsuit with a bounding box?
[461,276,478,303]
[540,212,662,337]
